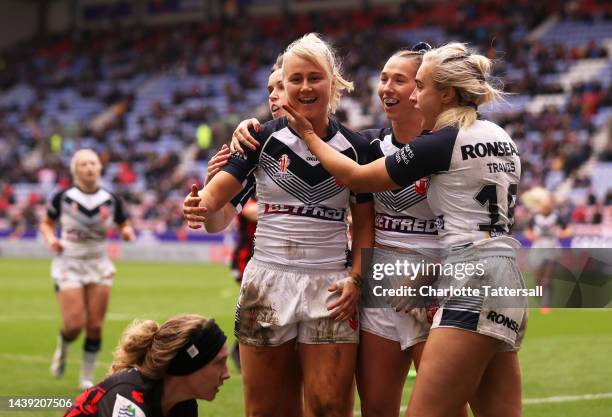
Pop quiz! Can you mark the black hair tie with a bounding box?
[411,42,432,54]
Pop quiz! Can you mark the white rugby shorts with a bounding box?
[431,252,528,352]
[51,255,115,291]
[234,259,359,347]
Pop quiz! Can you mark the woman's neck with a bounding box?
[161,378,189,417]
[391,116,423,145]
[74,180,98,193]
[310,115,329,139]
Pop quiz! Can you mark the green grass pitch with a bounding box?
[0,258,611,417]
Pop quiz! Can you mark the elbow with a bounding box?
[204,222,224,233]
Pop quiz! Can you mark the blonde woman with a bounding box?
[228,43,456,417]
[185,33,373,417]
[40,149,134,390]
[185,56,305,417]
[62,315,230,417]
[284,42,527,417]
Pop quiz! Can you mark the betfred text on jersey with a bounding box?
[375,213,438,234]
[263,203,346,222]
[460,141,519,160]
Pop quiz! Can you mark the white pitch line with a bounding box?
[355,392,612,415]
[523,392,612,404]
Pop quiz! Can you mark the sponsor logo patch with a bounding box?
[274,154,292,179]
[414,178,428,196]
[395,145,415,165]
[111,394,145,417]
[486,310,519,334]
[263,203,346,222]
[186,344,199,358]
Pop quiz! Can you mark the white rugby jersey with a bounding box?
[46,186,129,258]
[222,116,371,270]
[385,119,521,250]
[361,128,439,253]
[528,211,566,248]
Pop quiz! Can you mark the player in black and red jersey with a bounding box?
[63,315,229,417]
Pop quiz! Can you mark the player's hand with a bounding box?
[206,145,231,184]
[120,225,135,241]
[327,277,360,322]
[282,103,315,140]
[230,118,261,154]
[183,184,208,229]
[48,238,63,254]
[385,272,420,313]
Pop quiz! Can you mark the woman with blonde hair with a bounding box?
[184,33,373,417]
[185,54,305,416]
[63,314,230,417]
[40,149,134,390]
[283,42,527,417]
[228,42,459,417]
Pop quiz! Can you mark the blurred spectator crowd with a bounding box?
[0,0,611,236]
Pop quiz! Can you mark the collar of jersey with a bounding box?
[389,129,405,149]
[285,116,339,142]
[74,184,101,194]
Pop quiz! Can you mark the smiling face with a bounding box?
[378,55,420,122]
[283,54,332,123]
[410,60,446,130]
[184,344,230,401]
[267,69,286,120]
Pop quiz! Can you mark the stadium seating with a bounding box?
[0,0,611,235]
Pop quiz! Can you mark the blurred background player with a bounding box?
[63,314,229,417]
[40,149,134,390]
[522,187,573,312]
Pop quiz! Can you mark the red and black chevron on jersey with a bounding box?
[360,128,439,253]
[64,368,196,417]
[47,186,129,258]
[222,116,371,270]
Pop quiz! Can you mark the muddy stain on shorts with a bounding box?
[235,281,279,346]
[309,317,356,344]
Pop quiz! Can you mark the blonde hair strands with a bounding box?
[283,33,353,114]
[109,315,209,380]
[423,42,505,130]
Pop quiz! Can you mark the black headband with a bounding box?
[166,320,227,376]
